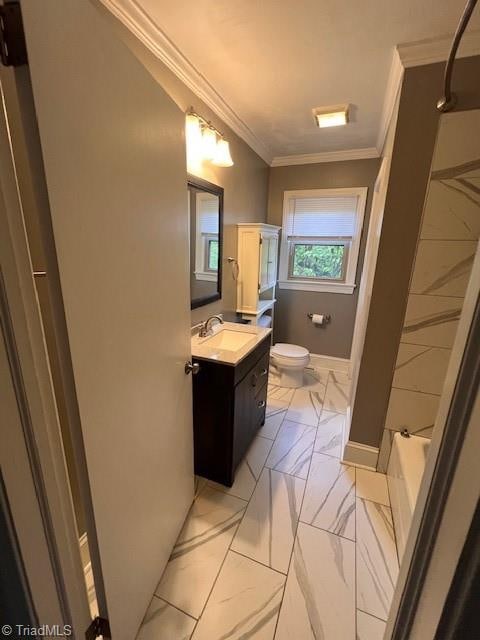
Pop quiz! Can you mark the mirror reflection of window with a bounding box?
[189,177,223,309]
[195,192,219,280]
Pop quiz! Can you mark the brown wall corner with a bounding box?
[349,65,443,448]
[349,55,480,449]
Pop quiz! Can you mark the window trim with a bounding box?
[278,187,368,294]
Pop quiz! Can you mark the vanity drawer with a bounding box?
[250,351,270,396]
[233,335,270,386]
[252,383,268,428]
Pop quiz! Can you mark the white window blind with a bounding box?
[198,197,219,234]
[285,195,359,238]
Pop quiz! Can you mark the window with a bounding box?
[279,187,368,294]
[194,192,219,281]
[205,237,219,272]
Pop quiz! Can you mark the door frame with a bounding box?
[387,239,480,639]
[0,72,91,634]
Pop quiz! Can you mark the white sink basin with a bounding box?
[191,321,272,365]
[202,329,254,352]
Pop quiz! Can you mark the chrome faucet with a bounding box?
[199,314,224,337]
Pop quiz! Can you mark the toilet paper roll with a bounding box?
[311,314,325,325]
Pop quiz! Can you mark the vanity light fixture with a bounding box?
[313,104,349,128]
[185,111,203,171]
[201,125,217,160]
[212,138,234,167]
[185,108,234,168]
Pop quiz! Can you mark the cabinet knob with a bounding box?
[185,361,200,375]
[257,400,266,408]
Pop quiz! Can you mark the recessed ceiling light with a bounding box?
[313,104,349,128]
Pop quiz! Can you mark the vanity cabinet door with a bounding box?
[259,235,270,292]
[232,352,269,472]
[266,234,278,289]
[259,233,278,292]
[232,373,256,472]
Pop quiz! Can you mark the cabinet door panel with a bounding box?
[267,235,278,289]
[232,373,255,473]
[259,235,269,291]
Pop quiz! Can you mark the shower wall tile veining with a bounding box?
[137,367,398,639]
[378,110,480,471]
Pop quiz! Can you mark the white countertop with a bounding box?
[191,321,272,366]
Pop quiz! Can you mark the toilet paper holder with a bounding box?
[307,313,331,324]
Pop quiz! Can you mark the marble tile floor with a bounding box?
[137,368,399,639]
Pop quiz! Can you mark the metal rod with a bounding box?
[187,107,225,138]
[437,0,478,112]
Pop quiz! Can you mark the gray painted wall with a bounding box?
[267,159,380,358]
[349,56,480,449]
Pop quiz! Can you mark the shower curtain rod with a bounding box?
[437,0,479,112]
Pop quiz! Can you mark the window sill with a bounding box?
[195,272,217,282]
[278,280,356,294]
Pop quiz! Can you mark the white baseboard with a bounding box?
[309,353,350,373]
[342,440,379,470]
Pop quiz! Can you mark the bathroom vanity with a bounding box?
[191,322,271,486]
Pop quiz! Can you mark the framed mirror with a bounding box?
[188,175,223,309]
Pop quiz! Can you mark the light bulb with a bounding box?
[202,126,217,160]
[185,113,203,171]
[212,138,234,167]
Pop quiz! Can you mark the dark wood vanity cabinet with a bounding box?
[192,335,270,486]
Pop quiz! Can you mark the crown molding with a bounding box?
[375,30,480,154]
[271,147,379,167]
[397,29,480,68]
[376,48,404,155]
[98,0,273,164]
[98,2,480,169]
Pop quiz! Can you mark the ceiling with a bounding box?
[129,0,480,160]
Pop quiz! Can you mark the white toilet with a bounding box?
[270,343,310,388]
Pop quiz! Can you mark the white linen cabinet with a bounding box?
[236,223,281,325]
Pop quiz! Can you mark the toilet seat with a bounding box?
[271,343,309,359]
[271,343,310,369]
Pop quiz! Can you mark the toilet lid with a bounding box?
[271,343,309,359]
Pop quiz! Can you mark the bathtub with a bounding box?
[387,432,430,561]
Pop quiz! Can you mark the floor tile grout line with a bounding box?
[228,370,343,635]
[272,386,322,639]
[151,594,198,622]
[186,370,348,638]
[206,427,277,501]
[156,483,248,631]
[205,481,249,503]
[264,422,316,480]
[356,606,389,625]
[189,536,231,637]
[190,427,279,635]
[384,468,401,567]
[356,495,392,509]
[161,444,264,632]
[228,548,288,578]
[297,517,356,543]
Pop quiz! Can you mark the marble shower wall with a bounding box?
[378,110,480,472]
